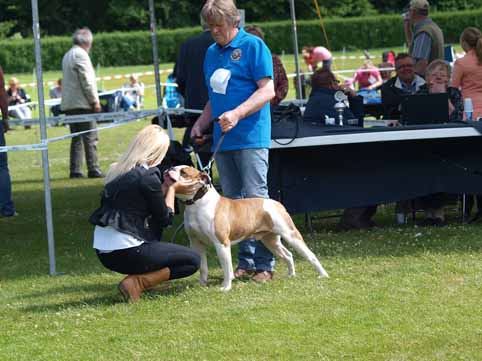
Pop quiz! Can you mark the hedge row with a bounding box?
[1,9,481,73]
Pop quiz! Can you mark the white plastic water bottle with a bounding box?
[464,98,473,122]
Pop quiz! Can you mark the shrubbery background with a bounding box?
[1,0,481,37]
[1,9,481,73]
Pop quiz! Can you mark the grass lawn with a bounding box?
[1,47,481,360]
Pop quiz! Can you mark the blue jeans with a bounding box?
[0,123,15,216]
[120,95,136,111]
[215,148,274,272]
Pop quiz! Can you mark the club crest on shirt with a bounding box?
[231,48,242,61]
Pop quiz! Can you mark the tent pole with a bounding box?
[289,0,303,100]
[31,0,57,275]
[148,0,174,139]
[149,0,163,110]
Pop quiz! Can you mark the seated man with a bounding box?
[303,68,364,126]
[381,53,425,120]
[381,54,426,224]
[119,74,144,111]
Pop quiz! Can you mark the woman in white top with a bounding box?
[90,125,199,302]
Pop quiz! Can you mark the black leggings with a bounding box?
[96,242,200,280]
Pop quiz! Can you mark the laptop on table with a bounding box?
[401,93,449,126]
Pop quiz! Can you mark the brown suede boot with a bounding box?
[118,267,171,303]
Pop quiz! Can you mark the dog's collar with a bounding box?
[183,185,209,205]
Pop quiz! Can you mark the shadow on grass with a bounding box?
[19,279,197,313]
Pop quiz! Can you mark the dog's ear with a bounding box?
[200,172,212,185]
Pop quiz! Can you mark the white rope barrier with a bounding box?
[286,66,396,79]
[0,143,47,153]
[1,107,203,153]
[17,68,175,89]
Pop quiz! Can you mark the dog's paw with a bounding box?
[219,284,232,292]
[199,279,208,286]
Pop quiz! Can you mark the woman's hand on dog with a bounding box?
[162,171,197,195]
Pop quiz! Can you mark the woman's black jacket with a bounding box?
[89,166,172,243]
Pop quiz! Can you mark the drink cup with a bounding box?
[464,98,473,121]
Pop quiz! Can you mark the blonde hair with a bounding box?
[105,125,170,184]
[460,27,482,64]
[201,0,240,26]
[363,59,374,68]
[426,59,451,79]
[8,77,19,87]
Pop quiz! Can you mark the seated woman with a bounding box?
[352,60,383,91]
[416,59,463,122]
[303,68,364,126]
[7,77,32,128]
[89,125,200,303]
[407,60,463,226]
[120,74,144,111]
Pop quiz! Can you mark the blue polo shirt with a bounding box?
[204,28,273,151]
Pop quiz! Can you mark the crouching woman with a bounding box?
[89,125,200,302]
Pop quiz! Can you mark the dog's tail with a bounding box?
[274,202,329,278]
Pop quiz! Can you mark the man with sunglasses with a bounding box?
[381,53,426,120]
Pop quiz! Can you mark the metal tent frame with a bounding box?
[29,0,302,274]
[29,0,165,275]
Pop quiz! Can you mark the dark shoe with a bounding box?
[432,218,447,227]
[88,170,104,178]
[418,218,446,227]
[337,220,372,231]
[0,211,18,218]
[364,220,377,228]
[69,172,84,179]
[468,212,482,224]
[252,270,274,283]
[233,268,255,279]
[418,218,435,227]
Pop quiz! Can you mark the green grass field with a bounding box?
[1,48,481,360]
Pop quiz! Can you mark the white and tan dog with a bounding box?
[167,165,329,291]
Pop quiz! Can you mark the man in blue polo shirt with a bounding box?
[191,0,276,282]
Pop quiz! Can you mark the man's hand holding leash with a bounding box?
[218,109,240,133]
